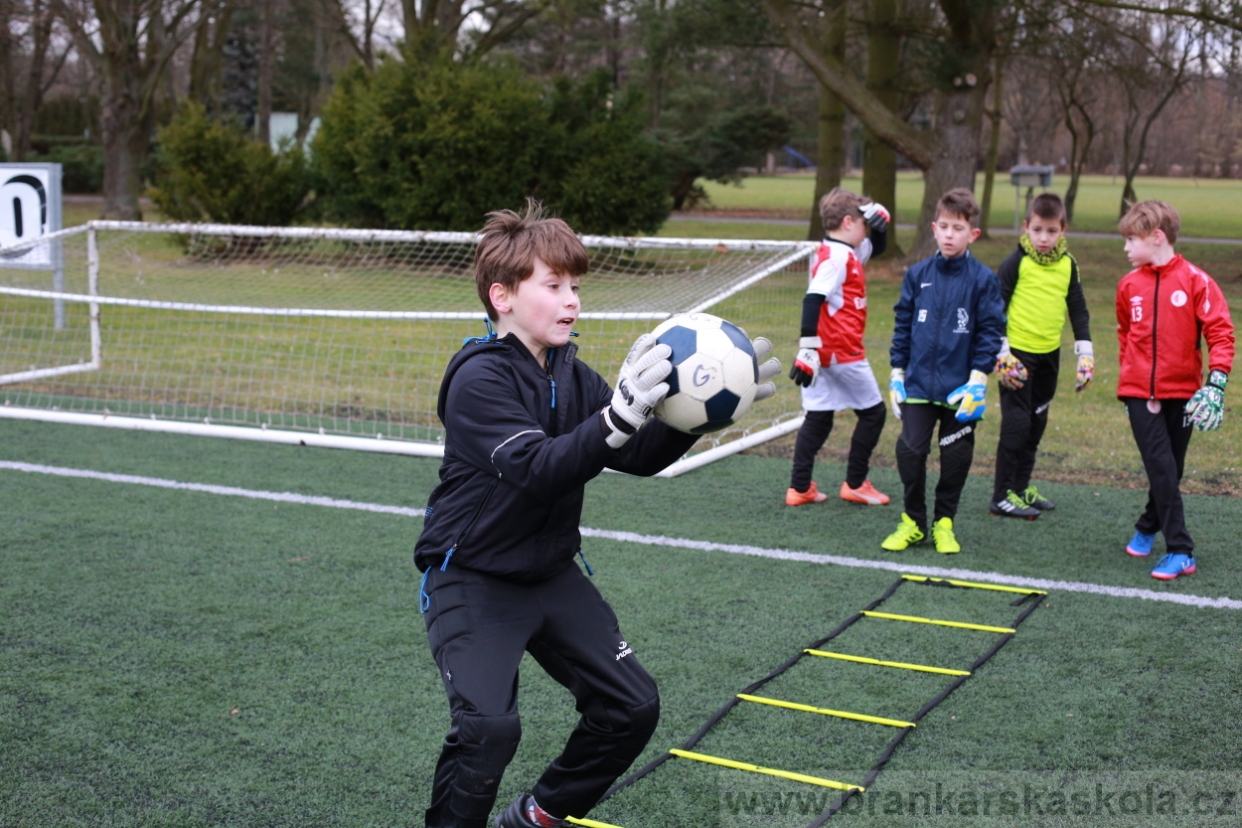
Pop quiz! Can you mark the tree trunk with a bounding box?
[860,0,900,257]
[807,0,846,241]
[257,0,273,146]
[910,82,990,259]
[978,55,1004,239]
[99,82,147,220]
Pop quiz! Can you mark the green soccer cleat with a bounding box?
[1022,484,1055,511]
[881,513,925,551]
[932,517,961,554]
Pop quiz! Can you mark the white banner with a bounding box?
[0,163,62,269]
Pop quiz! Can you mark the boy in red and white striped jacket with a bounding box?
[1115,200,1235,580]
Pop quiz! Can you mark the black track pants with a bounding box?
[993,348,1060,501]
[895,402,976,529]
[421,563,659,828]
[790,402,887,491]
[1124,397,1195,554]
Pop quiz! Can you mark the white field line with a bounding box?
[3,460,1239,611]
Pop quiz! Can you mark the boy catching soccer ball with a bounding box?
[786,188,891,508]
[883,188,1006,554]
[1115,200,1234,581]
[415,202,779,828]
[990,193,1093,520]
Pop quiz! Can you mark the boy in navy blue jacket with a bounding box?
[415,203,778,828]
[883,188,1006,554]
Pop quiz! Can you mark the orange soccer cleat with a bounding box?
[839,480,891,506]
[786,481,829,506]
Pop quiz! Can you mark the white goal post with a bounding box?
[0,221,814,476]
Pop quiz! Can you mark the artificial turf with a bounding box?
[1,420,1239,827]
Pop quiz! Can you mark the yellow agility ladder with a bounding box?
[571,573,1046,828]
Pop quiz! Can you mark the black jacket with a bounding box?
[413,333,698,583]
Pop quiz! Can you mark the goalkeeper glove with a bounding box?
[789,336,821,387]
[994,338,1028,391]
[752,337,781,403]
[889,368,907,420]
[859,201,890,233]
[602,333,672,448]
[1185,369,1228,432]
[947,369,989,422]
[1074,340,1094,392]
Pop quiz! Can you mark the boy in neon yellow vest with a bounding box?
[990,193,1092,519]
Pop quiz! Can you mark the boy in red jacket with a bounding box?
[1116,200,1235,580]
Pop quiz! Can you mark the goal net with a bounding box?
[0,221,813,475]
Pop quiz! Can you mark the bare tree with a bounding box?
[1,0,73,160]
[860,0,903,254]
[760,0,1000,257]
[1103,9,1196,214]
[55,0,204,218]
[805,0,846,241]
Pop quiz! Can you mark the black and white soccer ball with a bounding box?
[650,312,759,434]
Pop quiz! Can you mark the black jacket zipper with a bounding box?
[1149,270,1161,399]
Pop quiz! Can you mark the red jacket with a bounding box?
[1115,255,1235,400]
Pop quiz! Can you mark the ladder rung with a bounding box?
[567,817,628,828]
[902,574,1048,595]
[804,648,971,676]
[737,693,914,728]
[669,748,864,791]
[862,610,1015,634]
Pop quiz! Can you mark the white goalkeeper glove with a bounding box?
[889,368,907,420]
[860,201,890,233]
[1185,369,1228,431]
[1074,340,1094,392]
[947,369,989,422]
[602,333,672,448]
[994,337,1027,391]
[789,336,821,388]
[752,337,780,404]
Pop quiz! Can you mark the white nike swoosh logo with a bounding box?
[921,282,933,287]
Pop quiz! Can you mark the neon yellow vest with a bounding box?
[1007,252,1076,353]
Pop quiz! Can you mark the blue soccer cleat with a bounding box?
[1125,530,1156,557]
[1150,553,1196,581]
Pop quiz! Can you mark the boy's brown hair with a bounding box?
[818,187,869,232]
[936,187,980,225]
[1027,192,1067,226]
[1118,200,1180,245]
[474,200,589,321]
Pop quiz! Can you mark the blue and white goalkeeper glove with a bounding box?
[947,369,989,422]
[1185,370,1227,431]
[889,368,906,420]
[603,333,672,448]
[789,336,821,387]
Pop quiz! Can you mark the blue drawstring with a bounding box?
[577,549,594,576]
[419,545,456,614]
[419,569,431,613]
[462,317,498,346]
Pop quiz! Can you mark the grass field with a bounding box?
[691,172,1242,240]
[4,187,1237,827]
[2,420,1240,827]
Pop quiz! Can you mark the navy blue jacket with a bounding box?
[890,251,1006,404]
[413,333,698,583]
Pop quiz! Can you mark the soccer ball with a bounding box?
[650,312,759,434]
